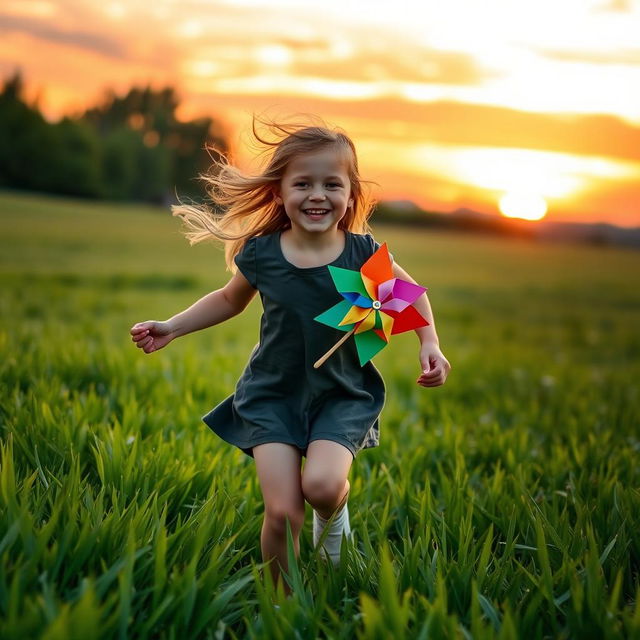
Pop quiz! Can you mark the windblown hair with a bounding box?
[171,113,378,274]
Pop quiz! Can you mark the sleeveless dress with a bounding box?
[202,229,388,459]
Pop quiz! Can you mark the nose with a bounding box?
[309,186,326,201]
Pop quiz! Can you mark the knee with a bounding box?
[301,475,347,510]
[264,503,305,537]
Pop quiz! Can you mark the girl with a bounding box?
[130,116,451,596]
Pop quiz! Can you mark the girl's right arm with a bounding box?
[130,270,257,354]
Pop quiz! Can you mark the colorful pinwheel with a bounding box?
[314,243,429,368]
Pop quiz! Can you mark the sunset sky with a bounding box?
[2,0,639,227]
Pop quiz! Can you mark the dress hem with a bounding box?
[307,432,357,459]
[202,418,377,460]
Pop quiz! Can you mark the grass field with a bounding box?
[1,189,639,639]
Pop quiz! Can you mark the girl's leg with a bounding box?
[252,442,305,596]
[301,440,353,519]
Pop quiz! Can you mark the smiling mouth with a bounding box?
[303,209,331,215]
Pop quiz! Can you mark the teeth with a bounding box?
[305,210,329,214]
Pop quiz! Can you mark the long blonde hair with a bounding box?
[171,113,378,273]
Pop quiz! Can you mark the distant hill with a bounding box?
[374,201,640,249]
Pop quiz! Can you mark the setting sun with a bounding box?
[499,192,548,221]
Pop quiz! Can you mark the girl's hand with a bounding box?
[130,321,174,354]
[417,342,451,387]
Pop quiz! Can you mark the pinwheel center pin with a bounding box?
[313,242,431,367]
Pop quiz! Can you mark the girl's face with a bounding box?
[275,147,354,234]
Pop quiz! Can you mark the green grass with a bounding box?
[1,189,639,639]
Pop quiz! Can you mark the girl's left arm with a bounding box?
[392,261,451,388]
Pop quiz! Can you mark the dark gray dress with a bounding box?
[202,229,386,459]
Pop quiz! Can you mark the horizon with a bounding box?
[2,0,639,228]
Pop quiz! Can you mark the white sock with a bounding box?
[313,501,352,564]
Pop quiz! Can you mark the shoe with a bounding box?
[313,497,352,565]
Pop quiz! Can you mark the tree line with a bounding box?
[0,71,229,204]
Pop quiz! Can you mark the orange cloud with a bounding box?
[0,13,127,59]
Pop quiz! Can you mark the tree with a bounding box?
[82,85,228,203]
[49,118,102,197]
[0,71,230,204]
[0,71,58,191]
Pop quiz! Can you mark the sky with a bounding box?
[2,0,640,227]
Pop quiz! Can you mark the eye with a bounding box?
[293,181,308,187]
[327,182,342,188]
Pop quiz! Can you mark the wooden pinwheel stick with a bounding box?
[313,326,357,369]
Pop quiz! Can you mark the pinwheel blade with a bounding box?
[378,279,427,311]
[342,291,372,307]
[328,265,370,298]
[340,305,371,326]
[386,305,430,335]
[314,300,355,331]
[354,331,387,366]
[361,273,378,301]
[361,243,393,285]
[354,310,377,334]
[380,311,394,341]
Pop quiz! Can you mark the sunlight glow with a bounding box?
[409,146,640,199]
[176,20,204,39]
[499,192,548,221]
[104,3,126,20]
[210,75,382,100]
[184,59,221,77]
[255,45,293,68]
[454,148,583,197]
[353,140,640,222]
